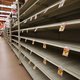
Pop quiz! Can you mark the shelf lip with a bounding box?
[11,45,19,58]
[12,42,19,49]
[20,56,49,80]
[12,39,18,44]
[20,48,75,80]
[20,49,41,64]
[20,42,80,79]
[20,49,58,80]
[11,30,18,32]
[20,19,80,31]
[12,24,18,28]
[20,0,40,18]
[20,36,80,53]
[11,35,18,37]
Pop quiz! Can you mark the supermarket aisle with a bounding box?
[0,37,32,80]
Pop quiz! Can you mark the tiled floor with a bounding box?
[0,37,32,80]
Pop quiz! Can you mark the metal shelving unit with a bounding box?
[20,41,80,79]
[6,0,80,80]
[20,47,77,80]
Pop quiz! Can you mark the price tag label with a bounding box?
[26,30,28,33]
[58,0,66,8]
[22,30,24,33]
[43,43,47,49]
[33,65,36,70]
[30,51,32,55]
[43,59,47,64]
[28,61,31,64]
[34,14,37,19]
[58,67,63,76]
[44,9,48,13]
[30,17,32,21]
[59,24,65,32]
[62,47,69,57]
[25,39,27,42]
[32,40,35,45]
[34,28,37,32]
[24,20,26,23]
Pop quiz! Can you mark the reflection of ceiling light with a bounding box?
[0,18,6,21]
[0,14,9,17]
[0,10,11,14]
[0,14,17,20]
[0,4,12,8]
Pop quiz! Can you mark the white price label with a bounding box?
[32,40,35,45]
[33,65,36,70]
[26,30,28,33]
[34,28,37,32]
[28,61,31,64]
[44,9,48,13]
[34,15,37,19]
[22,30,24,33]
[30,17,33,21]
[43,44,47,49]
[25,39,27,42]
[59,24,65,32]
[58,0,66,8]
[43,59,47,64]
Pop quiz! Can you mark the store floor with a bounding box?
[0,37,32,80]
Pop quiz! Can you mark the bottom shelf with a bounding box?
[20,54,50,80]
[11,44,19,58]
[10,45,49,80]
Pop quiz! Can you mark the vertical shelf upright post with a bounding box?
[17,0,21,63]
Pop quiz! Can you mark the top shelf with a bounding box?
[19,0,36,15]
[20,0,80,24]
[20,0,59,20]
[20,0,60,21]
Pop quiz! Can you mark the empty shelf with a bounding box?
[20,48,77,80]
[20,0,59,20]
[20,0,80,27]
[11,30,18,33]
[20,0,37,15]
[20,41,80,79]
[20,55,49,80]
[20,0,42,19]
[11,44,19,58]
[12,42,19,50]
[20,36,80,52]
[12,39,18,44]
[11,35,18,38]
[20,19,80,31]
